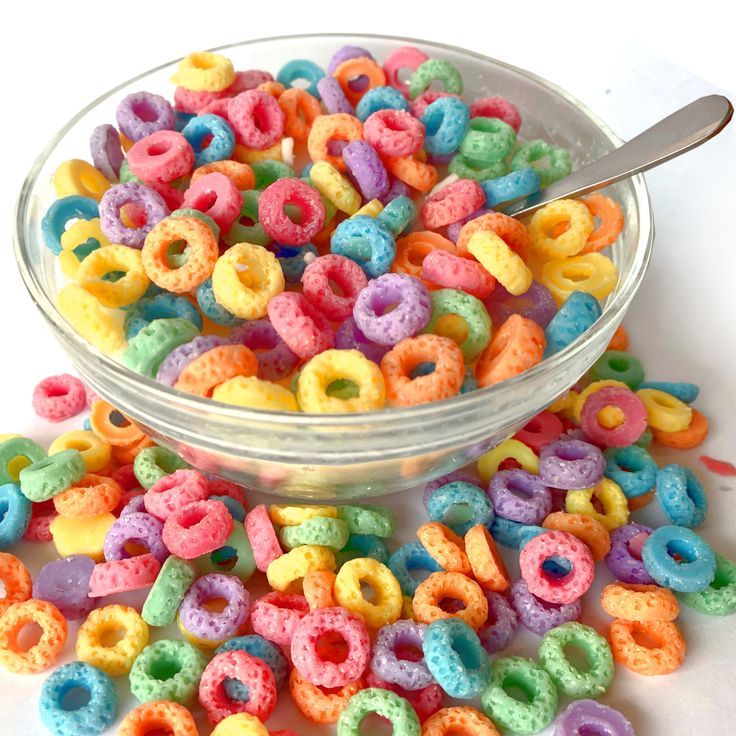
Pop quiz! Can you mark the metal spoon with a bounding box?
[501,95,733,218]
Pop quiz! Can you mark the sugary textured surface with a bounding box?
[478,591,519,654]
[337,504,396,537]
[0,482,32,549]
[370,619,433,691]
[250,591,309,647]
[554,700,635,736]
[216,634,290,689]
[279,516,350,551]
[142,555,198,626]
[32,554,95,619]
[512,578,582,636]
[337,687,421,736]
[0,599,67,673]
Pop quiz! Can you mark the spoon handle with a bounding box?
[502,94,733,218]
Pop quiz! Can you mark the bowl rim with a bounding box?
[14,32,654,428]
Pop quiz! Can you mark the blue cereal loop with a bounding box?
[544,291,602,357]
[196,277,243,328]
[604,445,657,498]
[337,533,390,567]
[276,59,325,99]
[355,86,410,122]
[460,369,479,394]
[175,111,195,132]
[42,195,99,255]
[420,97,470,156]
[388,542,443,596]
[480,168,541,209]
[642,525,716,592]
[490,514,546,549]
[426,481,494,536]
[124,293,203,340]
[656,464,708,528]
[638,381,700,404]
[210,495,246,522]
[377,196,417,236]
[82,418,93,431]
[181,114,235,167]
[0,483,32,550]
[331,216,396,278]
[215,634,289,689]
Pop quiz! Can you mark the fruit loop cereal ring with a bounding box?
[245,505,283,572]
[333,505,394,538]
[420,97,470,157]
[280,516,350,550]
[490,516,546,550]
[181,114,235,168]
[554,699,635,736]
[370,619,433,690]
[308,113,364,172]
[589,350,645,389]
[127,130,194,184]
[49,512,116,561]
[310,161,361,215]
[566,478,629,531]
[489,469,552,525]
[512,411,563,454]
[156,335,231,386]
[580,386,648,448]
[608,618,685,675]
[98,182,169,249]
[510,138,571,186]
[460,117,517,169]
[303,569,337,610]
[544,291,602,357]
[512,578,581,636]
[172,52,235,92]
[519,530,594,604]
[425,287,493,360]
[227,90,285,150]
[637,388,694,434]
[181,172,241,232]
[383,152,438,193]
[212,713,270,736]
[388,543,443,597]
[331,215,397,278]
[276,58,325,98]
[477,439,539,483]
[144,469,209,520]
[48,430,111,474]
[342,140,391,201]
[481,656,558,735]
[42,195,99,255]
[478,591,518,654]
[76,244,150,308]
[480,169,540,210]
[337,687,420,736]
[334,557,402,629]
[134,446,190,491]
[90,122,124,178]
[656,464,708,527]
[413,572,487,629]
[216,635,289,690]
[680,553,736,616]
[652,408,709,449]
[601,581,679,622]
[20,449,86,502]
[192,160,254,190]
[88,553,161,598]
[364,109,424,159]
[420,179,484,229]
[541,253,618,306]
[0,483,31,549]
[426,481,494,536]
[604,523,655,585]
[423,706,500,736]
[604,445,656,499]
[539,439,605,490]
[409,59,463,99]
[175,345,258,397]
[302,254,368,322]
[0,437,45,485]
[163,500,233,559]
[528,199,594,259]
[142,555,197,627]
[267,504,335,526]
[53,473,122,517]
[317,75,354,114]
[542,512,610,561]
[470,94,521,129]
[277,87,321,142]
[464,524,510,592]
[32,374,86,422]
[118,700,198,736]
[123,318,201,379]
[0,552,32,616]
[259,178,326,245]
[250,591,309,646]
[268,291,334,360]
[332,56,387,107]
[382,45,428,96]
[53,159,111,201]
[421,249,495,298]
[124,292,202,340]
[199,649,277,724]
[355,85,410,121]
[289,668,362,724]
[229,320,300,382]
[642,525,716,592]
[267,544,336,593]
[417,522,470,574]
[103,511,168,563]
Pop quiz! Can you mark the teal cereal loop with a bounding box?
[279,516,350,551]
[42,195,99,255]
[142,555,198,627]
[460,117,517,167]
[449,154,506,182]
[408,59,463,99]
[337,687,420,736]
[481,656,559,735]
[124,295,203,340]
[129,639,206,704]
[377,196,416,237]
[337,534,390,566]
[0,437,46,484]
[638,381,699,404]
[19,449,86,502]
[589,351,645,389]
[511,139,572,187]
[195,523,256,581]
[538,622,614,698]
[679,553,736,616]
[123,318,200,379]
[277,59,325,99]
[252,160,295,189]
[423,288,491,361]
[133,446,189,490]
[224,190,271,247]
[337,505,396,537]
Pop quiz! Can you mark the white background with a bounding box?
[1,1,735,734]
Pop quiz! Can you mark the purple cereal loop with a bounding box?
[370,620,434,691]
[90,123,124,180]
[539,439,606,490]
[316,76,354,115]
[343,140,390,201]
[103,511,169,564]
[32,555,96,620]
[116,91,175,142]
[555,699,635,736]
[423,469,479,507]
[380,176,411,206]
[446,208,490,243]
[334,317,389,364]
[327,45,375,75]
[478,592,518,654]
[485,280,558,329]
[98,182,169,248]
[489,469,552,525]
[604,522,655,584]
[353,273,432,346]
[156,335,230,387]
[229,319,300,382]
[179,573,251,641]
[511,578,581,636]
[121,496,147,516]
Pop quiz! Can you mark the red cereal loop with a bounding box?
[162,499,234,559]
[513,411,564,453]
[207,478,248,506]
[363,109,425,158]
[182,172,242,232]
[469,96,522,132]
[144,469,210,521]
[302,254,368,321]
[228,90,285,149]
[32,374,86,422]
[258,178,326,246]
[87,554,161,598]
[267,291,334,360]
[420,179,485,229]
[111,464,141,492]
[23,500,58,543]
[127,131,195,184]
[245,504,283,572]
[250,591,310,646]
[0,553,33,615]
[383,46,429,98]
[199,97,233,120]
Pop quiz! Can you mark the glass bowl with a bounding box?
[14,33,653,499]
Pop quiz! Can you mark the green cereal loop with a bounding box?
[142,555,198,626]
[224,190,271,246]
[424,288,492,361]
[408,59,463,100]
[133,446,189,490]
[511,139,572,188]
[337,687,420,736]
[0,437,46,484]
[449,154,506,182]
[635,428,653,449]
[538,622,613,698]
[588,351,645,390]
[460,117,517,167]
[123,317,200,378]
[119,159,143,184]
[169,208,221,241]
[19,449,86,502]
[279,516,350,551]
[195,523,257,581]
[129,639,206,704]
[679,553,736,615]
[337,505,396,538]
[481,656,558,735]
[302,177,338,223]
[252,159,295,189]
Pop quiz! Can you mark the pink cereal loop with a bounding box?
[143,469,210,521]
[580,386,648,448]
[228,90,285,150]
[469,96,522,133]
[182,172,242,232]
[302,254,369,322]
[383,46,430,98]
[363,109,425,158]
[87,554,161,597]
[245,505,283,572]
[267,292,335,360]
[250,591,310,646]
[32,374,86,422]
[421,249,496,299]
[420,178,485,229]
[127,130,195,185]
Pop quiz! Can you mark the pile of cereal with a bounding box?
[43,44,623,413]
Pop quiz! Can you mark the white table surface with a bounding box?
[1,4,735,734]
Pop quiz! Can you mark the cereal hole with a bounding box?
[202,597,229,614]
[148,656,182,681]
[132,99,160,123]
[16,622,44,651]
[100,627,127,648]
[443,503,474,528]
[502,673,533,703]
[60,685,91,711]
[542,555,572,579]
[631,626,662,649]
[563,642,593,672]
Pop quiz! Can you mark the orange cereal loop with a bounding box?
[90,400,147,447]
[608,618,685,675]
[464,524,510,592]
[303,570,337,611]
[111,435,156,465]
[601,582,679,622]
[0,552,32,616]
[174,344,259,397]
[307,114,363,173]
[383,153,438,193]
[607,324,629,351]
[289,668,363,724]
[628,488,655,512]
[333,57,387,106]
[542,512,611,561]
[141,216,219,294]
[191,160,255,190]
[581,193,624,253]
[652,409,709,449]
[381,334,465,407]
[279,87,322,142]
[417,522,471,574]
[120,132,134,152]
[474,314,545,388]
[412,572,488,630]
[53,474,122,517]
[393,231,456,284]
[118,700,198,736]
[456,212,531,260]
[0,599,67,673]
[423,706,501,736]
[257,80,286,98]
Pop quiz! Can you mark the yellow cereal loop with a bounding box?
[52,159,110,201]
[212,713,270,736]
[548,390,578,419]
[48,431,111,473]
[333,557,402,629]
[233,142,283,163]
[212,243,285,320]
[573,380,628,423]
[77,605,149,676]
[352,199,384,218]
[467,230,533,296]
[402,595,416,620]
[566,478,630,530]
[269,505,338,526]
[76,245,150,308]
[212,376,298,411]
[57,284,125,354]
[297,349,386,413]
[636,388,693,432]
[170,51,235,92]
[50,513,116,561]
[478,439,539,483]
[266,545,336,592]
[528,199,595,258]
[59,218,112,279]
[541,252,618,306]
[310,161,362,215]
